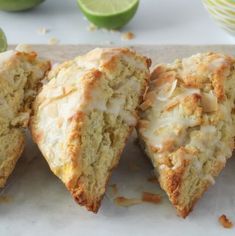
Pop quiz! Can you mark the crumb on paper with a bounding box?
[128,162,140,171]
[87,23,97,32]
[219,215,233,228]
[37,27,49,35]
[48,37,59,45]
[114,196,142,207]
[101,28,120,33]
[147,176,159,184]
[0,195,12,203]
[121,32,135,41]
[109,184,118,196]
[142,192,161,204]
[110,29,120,34]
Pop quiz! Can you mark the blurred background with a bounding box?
[0,0,234,45]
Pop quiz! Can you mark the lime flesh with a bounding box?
[77,0,139,29]
[0,0,45,11]
[0,28,7,52]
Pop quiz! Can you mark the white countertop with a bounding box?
[0,0,234,45]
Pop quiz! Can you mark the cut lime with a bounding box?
[77,0,139,29]
[0,0,45,12]
[0,28,7,52]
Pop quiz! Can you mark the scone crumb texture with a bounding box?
[219,215,233,229]
[114,196,142,207]
[142,192,161,204]
[121,32,135,41]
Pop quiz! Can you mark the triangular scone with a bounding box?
[31,48,151,212]
[138,52,235,217]
[0,45,51,187]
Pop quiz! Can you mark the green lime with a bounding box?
[77,0,139,29]
[0,28,7,52]
[0,0,45,12]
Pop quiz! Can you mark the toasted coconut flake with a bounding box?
[147,176,159,184]
[139,99,152,111]
[139,91,156,110]
[52,62,60,69]
[143,85,149,100]
[219,214,233,228]
[121,32,135,41]
[154,71,176,87]
[150,65,167,80]
[142,192,161,204]
[114,196,142,207]
[156,80,177,101]
[201,92,218,112]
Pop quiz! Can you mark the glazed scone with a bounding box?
[31,48,151,212]
[0,46,51,187]
[138,52,235,217]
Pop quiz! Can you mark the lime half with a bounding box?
[0,28,7,52]
[77,0,139,29]
[0,0,45,12]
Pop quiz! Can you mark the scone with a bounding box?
[31,48,151,212]
[138,52,235,217]
[0,45,51,187]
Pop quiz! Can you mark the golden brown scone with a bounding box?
[31,48,151,212]
[138,52,235,218]
[0,45,51,187]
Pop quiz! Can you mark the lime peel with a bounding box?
[77,0,139,29]
[0,28,7,53]
[78,0,138,16]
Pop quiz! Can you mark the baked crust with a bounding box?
[0,46,51,187]
[0,130,25,187]
[31,48,150,212]
[138,52,235,217]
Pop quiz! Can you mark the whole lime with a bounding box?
[0,28,7,52]
[77,0,139,29]
[0,0,45,11]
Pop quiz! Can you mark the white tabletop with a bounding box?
[0,0,234,45]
